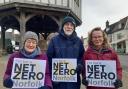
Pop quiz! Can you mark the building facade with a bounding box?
[0,0,82,52]
[105,17,128,54]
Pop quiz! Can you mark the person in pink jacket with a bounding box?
[3,31,52,89]
[82,27,122,89]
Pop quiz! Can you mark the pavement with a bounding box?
[0,54,128,89]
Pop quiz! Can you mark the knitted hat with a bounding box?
[62,16,76,28]
[23,31,38,43]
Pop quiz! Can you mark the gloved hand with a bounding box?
[3,78,13,88]
[38,85,51,89]
[75,64,83,74]
[82,77,89,86]
[113,79,123,88]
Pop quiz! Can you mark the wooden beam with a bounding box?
[19,11,26,48]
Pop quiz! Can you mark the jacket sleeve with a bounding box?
[81,52,87,78]
[3,54,14,80]
[78,40,85,65]
[44,56,52,88]
[113,52,122,80]
[46,38,55,76]
[78,40,85,75]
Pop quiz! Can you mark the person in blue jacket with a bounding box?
[47,16,85,89]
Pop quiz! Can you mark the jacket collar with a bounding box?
[87,46,112,54]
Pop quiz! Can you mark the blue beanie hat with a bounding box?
[62,16,76,28]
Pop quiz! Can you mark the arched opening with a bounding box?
[0,15,20,53]
[26,15,59,39]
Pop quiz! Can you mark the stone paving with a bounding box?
[0,55,127,89]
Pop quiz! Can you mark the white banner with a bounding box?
[86,60,117,87]
[11,58,46,88]
[52,58,77,82]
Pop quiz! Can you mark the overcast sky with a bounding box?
[76,0,128,38]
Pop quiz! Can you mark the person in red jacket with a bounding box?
[82,27,123,89]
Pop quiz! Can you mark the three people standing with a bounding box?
[3,16,123,89]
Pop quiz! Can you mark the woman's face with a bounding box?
[24,38,37,53]
[91,31,104,49]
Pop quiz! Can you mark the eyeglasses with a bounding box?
[25,39,37,44]
[92,36,103,39]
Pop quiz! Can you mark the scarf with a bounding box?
[20,47,41,59]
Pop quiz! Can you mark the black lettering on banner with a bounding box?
[94,65,99,71]
[53,61,76,75]
[108,72,115,80]
[59,62,63,75]
[94,71,100,79]
[53,63,58,69]
[59,63,63,70]
[87,65,93,78]
[59,68,63,75]
[30,64,36,72]
[88,72,93,78]
[21,72,28,80]
[64,63,68,69]
[53,62,58,75]
[23,64,29,72]
[53,69,58,75]
[70,69,76,75]
[101,72,107,79]
[100,65,106,72]
[87,65,93,72]
[13,62,45,81]
[64,69,69,75]
[13,63,22,79]
[13,72,20,79]
[94,65,100,79]
[87,63,115,81]
[29,72,36,80]
[58,62,69,75]
[14,63,22,72]
[36,72,44,80]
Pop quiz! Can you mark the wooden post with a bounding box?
[19,11,26,48]
[0,26,6,54]
[1,27,5,50]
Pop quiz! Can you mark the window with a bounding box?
[117,33,123,39]
[118,24,121,29]
[118,23,125,29]
[108,35,112,42]
[121,23,124,28]
[106,27,110,32]
[74,0,80,6]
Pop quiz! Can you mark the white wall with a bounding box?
[126,40,128,54]
[111,30,128,43]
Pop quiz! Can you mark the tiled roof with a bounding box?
[105,16,128,34]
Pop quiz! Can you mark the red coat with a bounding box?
[83,47,122,89]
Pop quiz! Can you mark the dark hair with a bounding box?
[88,27,110,48]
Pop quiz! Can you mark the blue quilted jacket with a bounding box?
[47,29,85,89]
